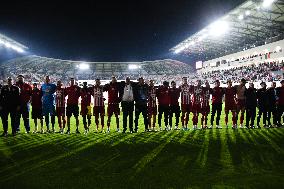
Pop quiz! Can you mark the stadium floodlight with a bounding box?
[262,0,276,8]
[78,63,90,70]
[0,40,25,53]
[128,64,140,70]
[245,10,251,16]
[174,46,185,54]
[238,14,244,20]
[11,45,24,53]
[209,20,229,37]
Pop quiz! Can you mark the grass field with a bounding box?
[0,111,284,189]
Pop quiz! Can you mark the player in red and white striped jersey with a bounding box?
[201,81,211,129]
[91,79,105,132]
[191,80,203,129]
[179,77,192,130]
[55,80,66,133]
[147,80,157,131]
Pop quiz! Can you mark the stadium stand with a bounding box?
[0,55,195,85]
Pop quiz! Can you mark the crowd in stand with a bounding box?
[1,55,282,87]
[199,61,283,84]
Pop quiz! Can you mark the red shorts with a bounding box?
[181,104,191,113]
[225,101,237,112]
[107,103,120,116]
[236,99,245,111]
[56,107,65,116]
[148,106,157,115]
[192,103,201,113]
[93,106,105,116]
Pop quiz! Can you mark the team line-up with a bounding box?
[1,75,284,136]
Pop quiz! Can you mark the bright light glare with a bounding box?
[174,46,185,54]
[209,20,229,37]
[263,0,275,8]
[11,46,24,53]
[78,63,90,70]
[276,46,282,52]
[0,40,24,53]
[245,10,251,15]
[128,64,140,70]
[238,14,244,20]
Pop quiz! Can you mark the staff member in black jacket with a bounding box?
[267,82,278,127]
[0,77,21,136]
[120,77,135,133]
[133,77,149,132]
[245,83,257,128]
[256,82,269,128]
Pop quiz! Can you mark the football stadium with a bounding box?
[0,0,284,188]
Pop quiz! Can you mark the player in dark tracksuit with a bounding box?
[210,80,224,129]
[256,82,269,128]
[266,82,278,127]
[133,77,149,132]
[169,81,181,130]
[0,77,21,136]
[244,83,257,128]
[15,75,32,133]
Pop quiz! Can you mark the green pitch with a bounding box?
[0,111,284,189]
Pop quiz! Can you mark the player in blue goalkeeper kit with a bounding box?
[41,75,57,133]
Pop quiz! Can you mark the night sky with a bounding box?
[0,0,245,63]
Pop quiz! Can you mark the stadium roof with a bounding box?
[0,33,28,53]
[170,0,284,61]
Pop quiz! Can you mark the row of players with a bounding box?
[1,75,284,136]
